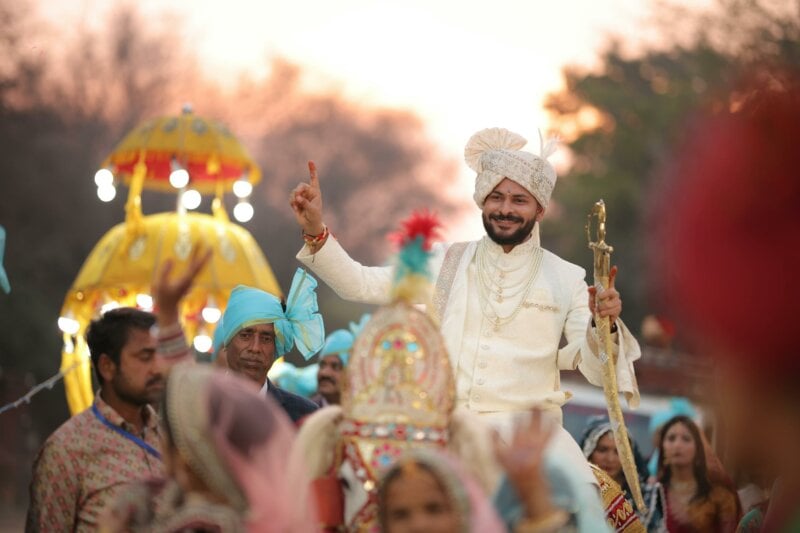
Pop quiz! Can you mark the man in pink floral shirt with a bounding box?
[26,308,165,532]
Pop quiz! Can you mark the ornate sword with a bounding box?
[586,199,645,512]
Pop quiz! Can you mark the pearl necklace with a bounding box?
[475,238,543,330]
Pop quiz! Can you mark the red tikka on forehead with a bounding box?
[486,178,539,204]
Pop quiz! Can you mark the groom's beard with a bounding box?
[483,213,536,246]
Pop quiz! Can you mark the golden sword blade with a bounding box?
[587,199,645,512]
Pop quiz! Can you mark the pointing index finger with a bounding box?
[308,160,319,189]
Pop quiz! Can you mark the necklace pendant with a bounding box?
[496,295,503,303]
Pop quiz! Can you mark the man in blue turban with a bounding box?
[310,314,369,407]
[221,268,325,423]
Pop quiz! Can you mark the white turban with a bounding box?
[465,127,558,209]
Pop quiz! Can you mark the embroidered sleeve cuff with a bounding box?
[155,323,191,360]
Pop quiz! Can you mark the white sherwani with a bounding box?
[297,228,641,483]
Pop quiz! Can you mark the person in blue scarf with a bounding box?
[309,314,369,407]
[220,268,326,423]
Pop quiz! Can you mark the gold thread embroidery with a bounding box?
[432,242,468,323]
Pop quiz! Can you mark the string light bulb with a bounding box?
[97,183,116,202]
[202,305,222,324]
[233,201,254,222]
[57,316,80,335]
[193,335,213,353]
[233,179,253,198]
[169,159,190,189]
[94,168,114,187]
[181,189,202,210]
[136,293,153,310]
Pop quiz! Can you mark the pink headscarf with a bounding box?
[377,448,505,533]
[166,364,317,532]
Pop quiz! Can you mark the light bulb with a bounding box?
[136,293,153,310]
[97,183,116,202]
[100,301,120,314]
[193,335,213,353]
[181,189,202,210]
[232,179,253,198]
[233,201,253,222]
[57,316,80,335]
[94,168,114,187]
[202,306,222,324]
[169,168,190,189]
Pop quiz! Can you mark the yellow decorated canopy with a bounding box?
[102,105,261,194]
[59,211,281,415]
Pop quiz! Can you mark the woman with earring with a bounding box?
[644,415,739,532]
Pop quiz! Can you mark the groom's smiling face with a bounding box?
[482,178,543,247]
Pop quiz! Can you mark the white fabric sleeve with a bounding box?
[296,237,393,305]
[557,274,642,408]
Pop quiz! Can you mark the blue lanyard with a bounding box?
[91,404,162,461]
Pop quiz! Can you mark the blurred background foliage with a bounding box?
[542,0,800,327]
[0,0,799,517]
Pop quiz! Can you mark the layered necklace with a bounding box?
[475,237,543,331]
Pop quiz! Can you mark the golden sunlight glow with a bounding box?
[37,0,704,239]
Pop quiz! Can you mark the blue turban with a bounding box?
[648,397,697,435]
[320,330,354,366]
[221,268,325,359]
[319,313,371,366]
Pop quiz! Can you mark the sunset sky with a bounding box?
[37,0,705,237]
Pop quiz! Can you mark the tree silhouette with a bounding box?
[543,0,800,332]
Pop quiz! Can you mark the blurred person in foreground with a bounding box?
[26,308,164,532]
[654,70,800,531]
[644,415,739,532]
[379,448,510,533]
[377,414,615,533]
[100,363,315,532]
[290,128,642,489]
